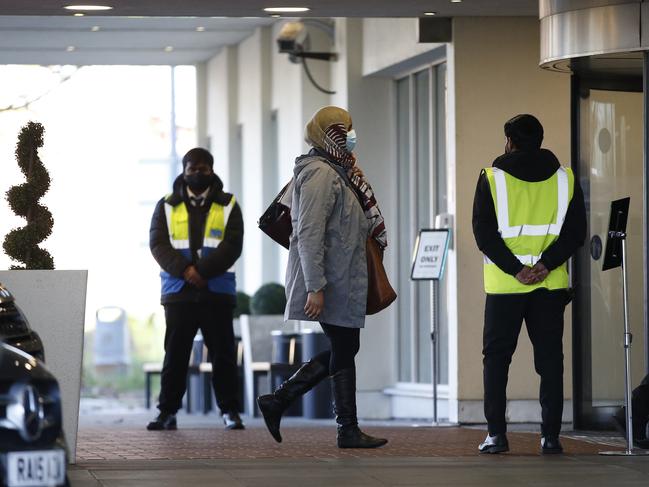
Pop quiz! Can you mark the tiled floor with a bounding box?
[69,414,649,486]
[76,421,606,461]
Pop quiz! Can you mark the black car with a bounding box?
[0,342,68,487]
[0,285,44,362]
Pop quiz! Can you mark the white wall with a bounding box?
[237,28,273,294]
[206,48,230,186]
[362,18,443,76]
[300,23,334,137]
[271,22,305,187]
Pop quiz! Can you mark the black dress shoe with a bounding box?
[146,412,177,431]
[541,436,563,454]
[222,411,245,430]
[337,425,388,449]
[478,433,509,454]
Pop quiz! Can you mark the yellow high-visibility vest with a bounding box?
[160,196,237,295]
[483,166,574,294]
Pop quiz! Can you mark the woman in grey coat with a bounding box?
[257,106,388,449]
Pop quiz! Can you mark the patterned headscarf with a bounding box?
[305,106,388,248]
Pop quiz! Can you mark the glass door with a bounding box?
[574,80,646,429]
[396,62,447,385]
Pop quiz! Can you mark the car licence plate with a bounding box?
[5,450,65,487]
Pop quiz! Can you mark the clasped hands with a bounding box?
[515,262,549,285]
[183,265,207,288]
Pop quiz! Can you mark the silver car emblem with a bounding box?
[21,385,43,441]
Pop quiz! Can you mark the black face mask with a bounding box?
[184,173,214,193]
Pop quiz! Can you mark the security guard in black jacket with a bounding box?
[473,115,586,454]
[147,147,245,431]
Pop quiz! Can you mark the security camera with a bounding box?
[277,21,308,55]
[275,19,338,94]
[276,20,337,63]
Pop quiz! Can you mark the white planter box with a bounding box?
[0,270,88,463]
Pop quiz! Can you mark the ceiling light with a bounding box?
[196,26,205,32]
[270,14,281,18]
[164,46,174,52]
[424,12,437,16]
[91,26,100,31]
[451,0,462,3]
[73,13,84,16]
[66,46,76,52]
[64,5,113,11]
[263,7,311,13]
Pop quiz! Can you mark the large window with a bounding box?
[396,63,448,384]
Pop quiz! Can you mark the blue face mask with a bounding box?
[346,129,357,152]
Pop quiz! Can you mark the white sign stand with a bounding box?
[411,229,450,426]
[411,229,450,281]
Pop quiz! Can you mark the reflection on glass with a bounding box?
[581,89,645,408]
[415,69,432,384]
[436,63,449,385]
[396,64,448,385]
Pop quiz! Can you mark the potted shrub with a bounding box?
[250,283,286,315]
[0,122,87,463]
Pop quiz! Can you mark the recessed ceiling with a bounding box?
[0,1,539,65]
[0,1,538,18]
[0,16,274,65]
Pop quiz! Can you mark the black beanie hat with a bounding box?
[504,114,544,151]
[182,147,214,168]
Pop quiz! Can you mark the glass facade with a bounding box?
[575,82,646,427]
[396,63,448,385]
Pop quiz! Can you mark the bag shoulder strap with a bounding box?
[318,158,364,207]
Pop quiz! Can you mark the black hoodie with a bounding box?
[472,149,586,278]
[149,173,244,304]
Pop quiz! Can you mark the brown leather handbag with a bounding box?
[366,237,397,315]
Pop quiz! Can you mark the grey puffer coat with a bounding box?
[284,155,369,328]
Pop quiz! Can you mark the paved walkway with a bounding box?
[76,420,607,461]
[68,413,649,486]
[70,454,649,487]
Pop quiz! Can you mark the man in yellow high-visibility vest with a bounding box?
[473,115,586,454]
[148,147,244,431]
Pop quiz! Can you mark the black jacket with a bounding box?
[472,149,586,277]
[149,174,244,305]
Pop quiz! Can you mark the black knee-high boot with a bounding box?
[257,358,329,442]
[332,368,388,449]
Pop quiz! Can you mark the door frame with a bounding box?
[571,65,647,430]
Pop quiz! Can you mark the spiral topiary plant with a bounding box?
[250,283,287,315]
[3,122,54,269]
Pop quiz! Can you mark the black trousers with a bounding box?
[158,301,239,415]
[483,289,567,436]
[311,323,361,374]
